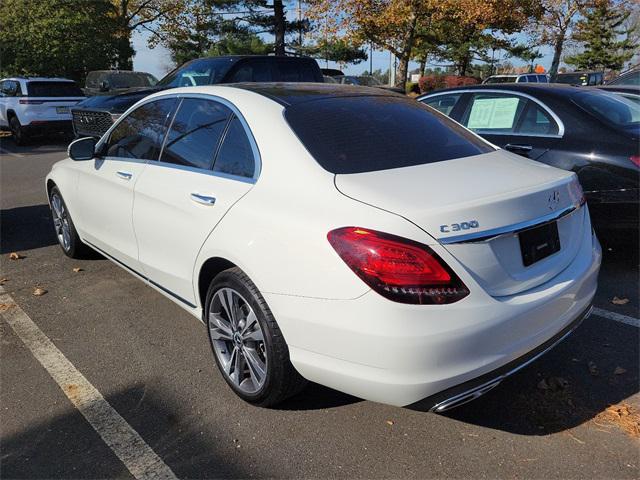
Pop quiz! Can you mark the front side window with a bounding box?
[160,98,232,169]
[462,93,527,134]
[214,116,255,178]
[420,94,462,116]
[106,98,177,160]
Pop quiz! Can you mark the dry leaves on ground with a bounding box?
[595,403,640,439]
[8,252,24,260]
[72,267,83,273]
[0,277,8,285]
[613,366,627,375]
[32,287,48,297]
[0,302,16,313]
[611,296,630,305]
[386,420,394,426]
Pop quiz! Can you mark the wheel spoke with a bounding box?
[51,196,62,217]
[243,347,266,388]
[209,313,233,340]
[241,311,258,335]
[232,347,244,385]
[223,346,237,376]
[216,289,236,327]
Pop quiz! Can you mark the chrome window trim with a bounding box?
[438,197,586,245]
[95,91,262,184]
[418,88,565,138]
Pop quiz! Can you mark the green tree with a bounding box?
[0,0,120,81]
[565,0,636,72]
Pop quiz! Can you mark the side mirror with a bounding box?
[99,80,110,92]
[68,137,96,161]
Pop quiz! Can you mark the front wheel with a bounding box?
[205,267,306,407]
[49,186,92,258]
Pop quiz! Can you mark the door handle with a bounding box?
[190,193,216,205]
[504,143,533,153]
[116,171,133,180]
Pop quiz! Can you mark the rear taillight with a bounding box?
[327,227,469,304]
[630,155,640,168]
[19,99,43,104]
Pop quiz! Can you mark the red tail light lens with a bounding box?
[328,227,469,304]
[630,155,640,168]
[19,100,43,104]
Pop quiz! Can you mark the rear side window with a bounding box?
[106,98,177,160]
[229,62,273,82]
[285,96,493,174]
[517,103,559,135]
[275,60,320,82]
[462,93,528,133]
[214,116,255,178]
[420,94,461,116]
[26,81,83,97]
[160,98,232,169]
[526,75,538,83]
[538,75,549,83]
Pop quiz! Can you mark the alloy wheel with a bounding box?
[51,193,71,251]
[209,287,267,394]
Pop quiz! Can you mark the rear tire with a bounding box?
[49,186,93,259]
[205,267,307,407]
[10,116,27,146]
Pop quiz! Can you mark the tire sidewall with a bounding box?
[205,271,278,404]
[49,187,78,258]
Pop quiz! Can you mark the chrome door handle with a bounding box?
[116,171,133,180]
[190,193,216,205]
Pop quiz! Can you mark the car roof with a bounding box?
[420,83,584,97]
[3,77,75,82]
[230,82,400,106]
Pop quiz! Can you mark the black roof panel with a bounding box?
[231,82,401,106]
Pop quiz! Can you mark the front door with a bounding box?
[75,97,177,271]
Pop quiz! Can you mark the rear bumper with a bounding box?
[23,120,73,134]
[265,230,601,407]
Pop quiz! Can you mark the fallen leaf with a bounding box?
[613,366,627,375]
[537,378,549,390]
[0,277,8,285]
[32,287,47,297]
[611,296,629,305]
[386,420,394,426]
[0,302,16,312]
[588,361,599,376]
[72,267,83,273]
[596,403,640,438]
[8,252,24,260]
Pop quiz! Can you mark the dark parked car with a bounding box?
[83,70,158,96]
[333,75,405,94]
[72,55,323,138]
[321,68,344,77]
[555,71,604,86]
[418,84,639,233]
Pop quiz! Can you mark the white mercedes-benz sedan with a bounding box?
[46,84,601,411]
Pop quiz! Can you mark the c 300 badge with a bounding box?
[440,220,479,233]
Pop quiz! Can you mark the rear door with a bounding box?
[133,96,256,306]
[457,91,564,160]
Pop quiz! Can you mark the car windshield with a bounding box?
[574,90,640,128]
[285,95,494,174]
[484,76,516,84]
[26,81,83,97]
[157,58,237,88]
[608,70,640,86]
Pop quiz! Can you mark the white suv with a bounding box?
[0,77,85,145]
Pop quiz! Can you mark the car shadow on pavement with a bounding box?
[0,204,58,254]
[0,135,71,155]
[276,382,363,411]
[1,384,255,479]
[434,315,639,436]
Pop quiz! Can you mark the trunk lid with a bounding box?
[335,150,587,297]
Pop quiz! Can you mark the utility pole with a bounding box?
[369,43,373,75]
[297,0,303,51]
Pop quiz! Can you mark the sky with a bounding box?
[132,28,555,82]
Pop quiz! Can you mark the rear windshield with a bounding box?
[573,90,640,128]
[27,81,83,97]
[285,95,494,174]
[555,74,586,85]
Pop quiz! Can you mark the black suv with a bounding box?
[72,55,323,138]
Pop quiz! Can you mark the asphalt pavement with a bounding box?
[1,137,639,479]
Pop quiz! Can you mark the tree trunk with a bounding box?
[273,0,286,56]
[395,14,418,87]
[419,56,427,76]
[549,33,565,80]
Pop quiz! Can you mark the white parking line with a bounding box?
[0,287,178,480]
[0,148,25,158]
[592,307,639,328]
